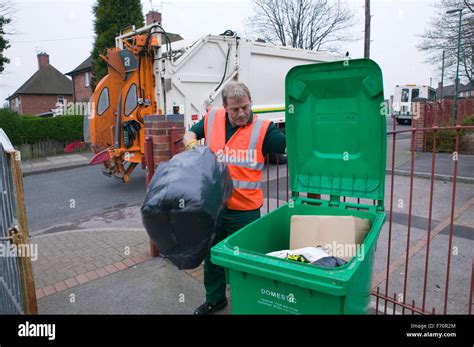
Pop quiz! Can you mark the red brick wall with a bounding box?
[424,98,474,127]
[413,99,474,152]
[72,71,93,102]
[412,102,426,152]
[144,115,185,168]
[20,94,72,115]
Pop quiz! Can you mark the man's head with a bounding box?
[222,81,252,127]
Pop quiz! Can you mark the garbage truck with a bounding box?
[88,22,341,182]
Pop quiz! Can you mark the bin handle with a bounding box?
[297,197,378,214]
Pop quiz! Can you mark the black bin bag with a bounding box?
[141,146,233,269]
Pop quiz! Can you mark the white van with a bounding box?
[392,84,436,124]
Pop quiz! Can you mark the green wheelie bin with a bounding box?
[211,58,387,314]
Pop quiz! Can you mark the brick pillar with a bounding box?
[412,101,426,152]
[143,114,185,258]
[144,114,185,169]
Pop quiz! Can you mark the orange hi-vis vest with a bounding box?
[204,108,270,210]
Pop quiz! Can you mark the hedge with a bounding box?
[425,115,474,153]
[0,109,84,146]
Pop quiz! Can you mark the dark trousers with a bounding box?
[204,208,261,304]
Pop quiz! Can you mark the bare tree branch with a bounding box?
[463,0,473,12]
[418,0,473,84]
[248,0,355,52]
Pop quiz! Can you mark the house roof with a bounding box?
[436,81,474,97]
[6,64,72,100]
[436,83,465,98]
[459,82,473,92]
[66,56,92,76]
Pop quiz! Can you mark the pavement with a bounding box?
[21,152,94,176]
[20,144,474,315]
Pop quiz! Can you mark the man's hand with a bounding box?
[183,131,199,151]
[184,139,199,151]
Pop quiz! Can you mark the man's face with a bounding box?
[224,96,252,127]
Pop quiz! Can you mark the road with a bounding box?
[24,165,147,233]
[386,116,412,140]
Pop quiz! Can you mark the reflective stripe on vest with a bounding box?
[232,179,262,189]
[248,118,264,154]
[205,109,217,146]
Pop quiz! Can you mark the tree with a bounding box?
[248,0,355,51]
[418,0,474,84]
[0,0,14,73]
[91,0,144,89]
[0,16,10,73]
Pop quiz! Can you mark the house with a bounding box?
[436,80,474,99]
[458,82,473,98]
[436,81,464,99]
[65,56,93,103]
[6,53,73,115]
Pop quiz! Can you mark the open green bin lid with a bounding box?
[285,59,386,206]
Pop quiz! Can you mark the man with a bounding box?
[183,81,286,315]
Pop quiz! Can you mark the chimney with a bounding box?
[146,10,162,25]
[37,52,49,69]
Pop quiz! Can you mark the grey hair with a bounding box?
[222,81,252,104]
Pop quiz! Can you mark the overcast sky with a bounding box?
[0,0,443,104]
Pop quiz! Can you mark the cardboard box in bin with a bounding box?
[290,215,371,261]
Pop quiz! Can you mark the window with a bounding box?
[401,89,409,102]
[84,72,90,87]
[57,95,65,105]
[411,89,419,100]
[97,87,110,116]
[428,89,436,101]
[124,83,138,116]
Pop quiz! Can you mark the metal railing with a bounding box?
[260,108,474,315]
[370,104,474,315]
[264,121,474,314]
[0,129,37,314]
